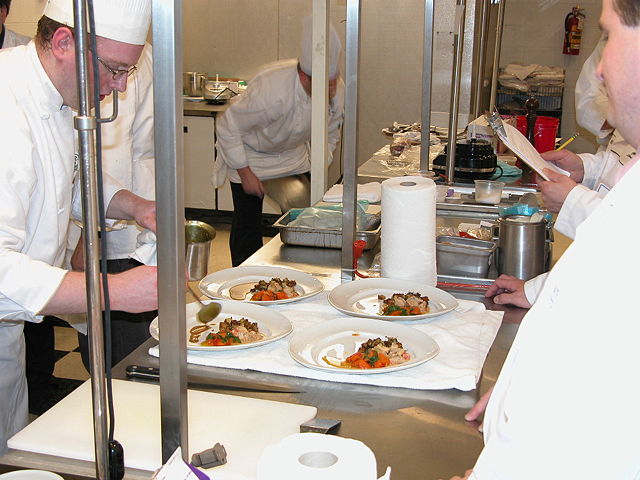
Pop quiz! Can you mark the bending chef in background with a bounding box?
[0,0,29,49]
[0,0,157,453]
[214,16,345,266]
[448,1,640,476]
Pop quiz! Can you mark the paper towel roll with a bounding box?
[257,433,379,480]
[381,176,437,285]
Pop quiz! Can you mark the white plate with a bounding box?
[288,318,439,374]
[199,266,324,304]
[0,472,64,480]
[183,95,205,102]
[328,277,458,320]
[149,300,292,351]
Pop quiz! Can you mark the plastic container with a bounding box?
[516,115,560,153]
[436,185,449,202]
[474,180,505,204]
[185,221,216,281]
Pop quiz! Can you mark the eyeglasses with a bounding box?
[96,56,137,80]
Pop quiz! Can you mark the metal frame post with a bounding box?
[445,0,467,186]
[420,0,435,173]
[340,0,361,282]
[472,0,490,118]
[489,0,506,111]
[71,0,108,477]
[152,0,189,463]
[310,0,330,204]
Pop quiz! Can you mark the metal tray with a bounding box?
[273,208,381,250]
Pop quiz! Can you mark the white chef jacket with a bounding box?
[575,36,612,144]
[67,44,155,261]
[1,27,30,49]
[214,59,345,186]
[0,42,121,452]
[471,160,640,479]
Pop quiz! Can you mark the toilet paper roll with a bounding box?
[381,176,437,286]
[257,433,379,480]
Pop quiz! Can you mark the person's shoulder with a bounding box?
[249,59,298,89]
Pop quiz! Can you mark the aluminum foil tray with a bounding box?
[273,208,381,250]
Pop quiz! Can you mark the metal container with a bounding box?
[185,221,216,281]
[183,72,206,97]
[436,235,496,278]
[496,214,547,280]
[273,209,381,250]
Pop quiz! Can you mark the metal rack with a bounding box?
[496,84,564,127]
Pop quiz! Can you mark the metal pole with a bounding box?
[445,0,466,186]
[472,0,490,118]
[71,0,108,477]
[340,0,361,282]
[310,0,330,204]
[420,0,435,173]
[489,0,506,111]
[152,0,189,463]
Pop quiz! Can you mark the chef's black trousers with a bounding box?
[77,257,157,373]
[230,181,265,267]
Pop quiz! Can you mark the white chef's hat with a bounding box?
[299,16,342,80]
[43,0,151,45]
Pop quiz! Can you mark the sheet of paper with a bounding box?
[497,123,569,180]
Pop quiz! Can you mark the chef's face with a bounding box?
[50,27,142,110]
[0,6,7,27]
[597,0,640,148]
[299,69,339,100]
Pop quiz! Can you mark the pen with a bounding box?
[556,133,579,151]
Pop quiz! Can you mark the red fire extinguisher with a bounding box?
[563,6,585,55]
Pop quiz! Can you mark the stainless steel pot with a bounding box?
[496,215,548,280]
[183,72,206,97]
[185,221,216,281]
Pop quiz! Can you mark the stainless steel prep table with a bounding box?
[0,236,526,479]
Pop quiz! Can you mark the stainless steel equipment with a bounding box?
[496,214,548,280]
[436,235,496,278]
[183,72,206,96]
[273,209,381,250]
[203,80,236,103]
[185,221,216,281]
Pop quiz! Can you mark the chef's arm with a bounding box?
[105,189,156,233]
[326,81,345,164]
[39,267,158,315]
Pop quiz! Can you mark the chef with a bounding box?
[0,0,29,49]
[214,16,345,266]
[0,0,157,453]
[450,0,640,477]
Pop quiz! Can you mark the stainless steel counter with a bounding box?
[0,236,526,479]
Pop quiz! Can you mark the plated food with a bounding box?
[323,336,411,370]
[199,266,323,304]
[189,317,265,346]
[328,277,458,320]
[249,278,300,301]
[289,318,439,375]
[150,300,293,351]
[378,292,430,316]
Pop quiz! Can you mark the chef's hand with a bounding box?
[465,385,494,433]
[106,190,157,233]
[539,168,577,213]
[540,149,584,182]
[444,469,474,480]
[485,274,532,308]
[109,265,158,313]
[237,166,265,198]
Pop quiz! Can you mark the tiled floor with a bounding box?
[31,222,271,416]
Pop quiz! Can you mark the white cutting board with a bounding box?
[8,380,317,479]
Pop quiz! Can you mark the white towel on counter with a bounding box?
[130,229,157,266]
[322,182,382,203]
[149,292,503,391]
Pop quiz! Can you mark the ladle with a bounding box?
[187,284,222,324]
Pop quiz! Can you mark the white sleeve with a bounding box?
[215,82,273,171]
[578,151,608,190]
[554,184,603,239]
[0,126,67,321]
[575,36,611,142]
[523,272,548,305]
